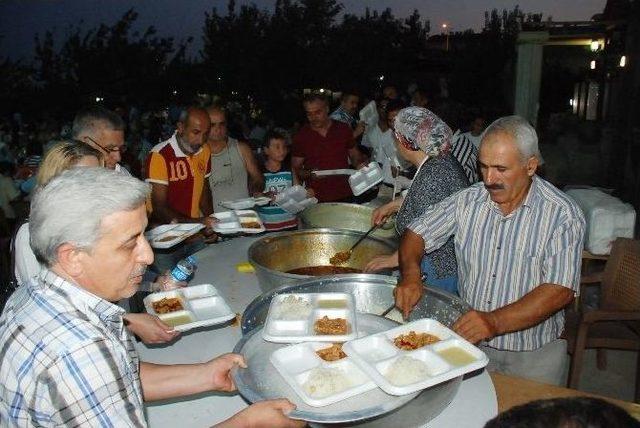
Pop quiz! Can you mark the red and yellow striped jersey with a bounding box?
[146,134,212,219]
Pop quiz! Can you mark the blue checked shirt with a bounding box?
[0,270,146,427]
[409,176,585,351]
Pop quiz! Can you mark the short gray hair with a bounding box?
[481,116,540,161]
[30,168,149,266]
[71,106,125,139]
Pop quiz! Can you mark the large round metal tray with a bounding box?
[232,313,424,424]
[235,274,470,427]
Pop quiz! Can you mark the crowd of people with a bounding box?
[0,82,635,427]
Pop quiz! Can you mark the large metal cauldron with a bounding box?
[300,203,398,240]
[247,229,397,292]
[237,274,471,427]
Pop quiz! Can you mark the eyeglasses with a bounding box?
[85,136,126,154]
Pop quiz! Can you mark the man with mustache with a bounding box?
[395,116,585,385]
[0,168,303,427]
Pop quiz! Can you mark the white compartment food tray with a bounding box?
[145,223,205,249]
[211,209,266,234]
[270,342,376,407]
[221,196,271,210]
[343,318,488,396]
[274,185,318,214]
[349,162,384,196]
[143,284,236,332]
[262,293,358,343]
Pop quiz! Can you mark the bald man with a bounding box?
[146,107,215,229]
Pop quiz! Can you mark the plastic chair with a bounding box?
[566,238,640,402]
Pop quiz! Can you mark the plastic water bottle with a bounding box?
[165,255,197,289]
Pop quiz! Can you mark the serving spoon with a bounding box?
[329,222,381,265]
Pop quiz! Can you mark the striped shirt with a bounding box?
[451,130,479,183]
[0,270,146,427]
[409,176,585,351]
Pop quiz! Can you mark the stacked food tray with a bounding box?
[143,284,235,332]
[221,196,271,210]
[348,162,384,196]
[145,223,205,249]
[211,210,266,234]
[274,185,318,214]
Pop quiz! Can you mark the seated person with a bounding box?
[256,129,298,231]
[0,167,303,427]
[206,106,264,212]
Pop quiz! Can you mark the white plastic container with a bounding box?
[359,101,378,128]
[145,223,205,249]
[343,319,488,396]
[565,188,636,255]
[274,185,318,214]
[270,342,377,407]
[211,209,266,234]
[143,284,236,332]
[221,196,271,210]
[262,292,358,343]
[349,162,384,196]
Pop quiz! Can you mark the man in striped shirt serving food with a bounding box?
[396,116,585,385]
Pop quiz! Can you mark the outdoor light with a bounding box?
[95,97,103,102]
[379,75,384,81]
[217,76,222,81]
[620,55,627,67]
[590,60,596,70]
[319,88,325,93]
[442,23,447,29]
[569,99,574,107]
[172,90,178,95]
[590,40,599,52]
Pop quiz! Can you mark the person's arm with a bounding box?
[140,353,245,401]
[395,230,426,318]
[371,198,403,226]
[123,313,179,344]
[215,400,305,428]
[200,179,214,217]
[238,142,265,196]
[453,284,574,344]
[291,155,306,187]
[348,146,367,169]
[395,193,461,317]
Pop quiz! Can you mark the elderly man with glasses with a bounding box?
[72,106,128,172]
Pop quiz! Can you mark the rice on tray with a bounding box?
[384,356,430,386]
[275,295,312,320]
[303,367,352,398]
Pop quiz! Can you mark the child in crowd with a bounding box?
[257,129,298,231]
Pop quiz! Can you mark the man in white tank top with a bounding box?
[206,107,264,212]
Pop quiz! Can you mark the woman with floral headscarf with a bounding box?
[365,107,469,294]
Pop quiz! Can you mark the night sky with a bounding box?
[0,0,606,61]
